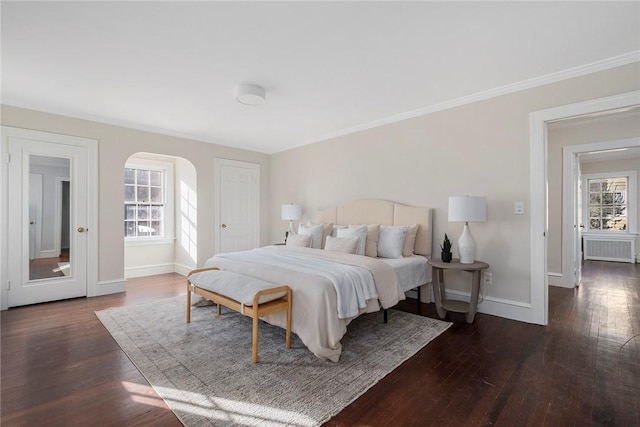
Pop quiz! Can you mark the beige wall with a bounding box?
[175,156,199,272]
[547,110,640,277]
[2,62,639,316]
[1,106,271,284]
[270,63,640,306]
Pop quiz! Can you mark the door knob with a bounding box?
[77,227,86,233]
[221,224,227,229]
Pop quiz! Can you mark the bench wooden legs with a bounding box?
[186,271,292,364]
[249,286,292,363]
[252,312,260,364]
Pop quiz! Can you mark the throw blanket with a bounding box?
[202,246,405,361]
[217,249,377,319]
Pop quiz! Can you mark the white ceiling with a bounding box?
[2,1,639,154]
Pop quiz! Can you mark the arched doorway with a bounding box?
[124,152,197,278]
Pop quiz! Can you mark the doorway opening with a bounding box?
[530,90,640,325]
[548,109,640,290]
[123,152,197,278]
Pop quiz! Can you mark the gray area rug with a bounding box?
[96,296,451,426]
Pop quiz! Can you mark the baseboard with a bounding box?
[95,278,126,296]
[174,263,195,277]
[125,263,175,279]
[37,250,57,258]
[443,288,533,323]
[547,272,571,288]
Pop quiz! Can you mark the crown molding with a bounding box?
[3,51,639,155]
[0,99,270,154]
[292,51,640,151]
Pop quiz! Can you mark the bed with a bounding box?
[196,199,433,362]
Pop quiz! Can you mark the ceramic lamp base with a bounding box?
[287,220,297,235]
[458,223,476,264]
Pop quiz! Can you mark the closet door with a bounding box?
[6,134,88,307]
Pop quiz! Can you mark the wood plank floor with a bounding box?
[1,260,638,426]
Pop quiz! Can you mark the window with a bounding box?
[587,176,628,231]
[583,170,638,234]
[124,157,174,240]
[125,167,165,237]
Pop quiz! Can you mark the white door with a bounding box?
[215,159,260,254]
[7,137,88,307]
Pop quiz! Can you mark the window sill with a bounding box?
[125,237,175,247]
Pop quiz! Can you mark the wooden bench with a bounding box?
[186,267,292,363]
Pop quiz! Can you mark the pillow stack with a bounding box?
[297,221,418,259]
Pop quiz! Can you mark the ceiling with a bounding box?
[2,2,639,154]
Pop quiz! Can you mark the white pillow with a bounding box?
[377,225,409,259]
[331,225,347,237]
[298,223,323,249]
[324,236,359,254]
[337,225,367,256]
[286,234,311,247]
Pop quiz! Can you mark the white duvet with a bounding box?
[202,245,405,361]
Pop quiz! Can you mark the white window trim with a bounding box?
[582,170,637,235]
[125,158,175,243]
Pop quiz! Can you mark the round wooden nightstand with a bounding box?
[428,259,489,323]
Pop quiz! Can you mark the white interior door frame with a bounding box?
[562,137,640,288]
[530,90,640,325]
[1,126,99,310]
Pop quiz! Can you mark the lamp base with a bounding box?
[287,220,297,236]
[458,223,476,264]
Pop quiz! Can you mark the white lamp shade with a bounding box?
[448,196,487,223]
[281,204,302,221]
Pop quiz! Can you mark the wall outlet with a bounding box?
[483,271,493,286]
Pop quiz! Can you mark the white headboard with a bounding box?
[313,199,433,257]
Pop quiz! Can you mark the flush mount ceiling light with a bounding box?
[236,83,266,106]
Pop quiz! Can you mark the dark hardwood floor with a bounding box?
[2,261,638,426]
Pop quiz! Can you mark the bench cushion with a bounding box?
[189,270,286,306]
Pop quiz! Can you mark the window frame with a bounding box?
[582,170,637,235]
[124,158,174,244]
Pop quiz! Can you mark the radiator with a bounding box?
[583,235,636,263]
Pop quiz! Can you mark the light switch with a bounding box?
[514,201,524,215]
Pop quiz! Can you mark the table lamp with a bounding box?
[448,196,487,264]
[281,203,302,237]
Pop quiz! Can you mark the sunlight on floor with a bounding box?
[122,381,317,426]
[55,262,70,276]
[121,381,168,408]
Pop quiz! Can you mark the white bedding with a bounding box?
[202,245,405,362]
[216,249,378,319]
[380,255,430,292]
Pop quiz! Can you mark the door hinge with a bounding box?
[5,153,10,163]
[7,280,10,290]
